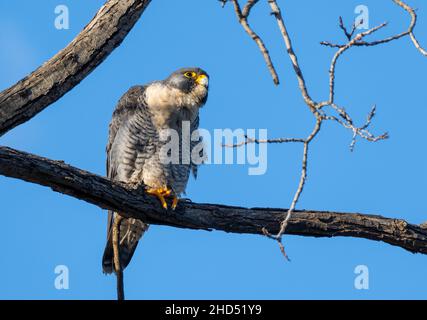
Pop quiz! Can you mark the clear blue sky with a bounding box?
[0,0,426,299]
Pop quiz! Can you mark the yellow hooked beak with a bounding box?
[195,74,209,87]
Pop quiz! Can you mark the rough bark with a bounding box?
[1,146,426,255]
[0,0,151,137]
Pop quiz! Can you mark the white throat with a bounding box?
[144,82,205,128]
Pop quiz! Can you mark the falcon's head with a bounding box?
[165,67,209,105]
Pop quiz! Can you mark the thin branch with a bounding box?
[327,23,388,104]
[318,20,394,150]
[267,0,316,109]
[276,118,322,239]
[394,0,427,56]
[242,0,259,18]
[229,0,280,85]
[323,104,389,151]
[113,215,125,301]
[223,135,305,148]
[261,118,322,259]
[339,16,362,41]
[261,0,324,255]
[339,16,353,41]
[0,0,151,137]
[0,146,427,255]
[321,0,427,56]
[410,32,427,56]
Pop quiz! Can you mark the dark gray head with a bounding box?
[165,67,209,94]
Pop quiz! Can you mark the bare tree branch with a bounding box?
[0,146,427,255]
[397,0,427,56]
[228,0,280,85]
[338,16,362,41]
[0,0,151,137]
[321,0,427,55]
[327,23,388,104]
[223,135,305,148]
[224,0,425,256]
[112,215,125,301]
[267,0,316,110]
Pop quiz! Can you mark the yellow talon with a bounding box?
[171,197,178,210]
[160,197,168,209]
[146,188,169,209]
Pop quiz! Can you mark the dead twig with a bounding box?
[223,136,305,148]
[321,0,426,56]
[113,215,125,301]
[228,0,280,85]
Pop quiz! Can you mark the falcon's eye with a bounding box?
[184,71,197,78]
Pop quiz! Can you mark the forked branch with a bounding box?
[223,0,424,255]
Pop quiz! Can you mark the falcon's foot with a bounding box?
[146,187,172,209]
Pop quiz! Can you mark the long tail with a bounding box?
[102,211,148,274]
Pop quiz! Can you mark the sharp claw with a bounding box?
[160,196,168,209]
[171,197,178,210]
[146,188,169,210]
[146,187,178,210]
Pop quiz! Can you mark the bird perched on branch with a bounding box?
[102,67,209,274]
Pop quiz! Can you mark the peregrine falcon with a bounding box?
[102,67,209,274]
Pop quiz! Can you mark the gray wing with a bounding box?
[107,86,146,180]
[103,85,155,273]
[106,88,136,180]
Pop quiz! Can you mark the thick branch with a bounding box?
[0,0,151,137]
[0,146,426,255]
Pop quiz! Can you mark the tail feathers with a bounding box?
[102,214,148,274]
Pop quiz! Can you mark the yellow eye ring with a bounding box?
[184,71,196,78]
